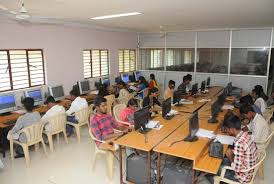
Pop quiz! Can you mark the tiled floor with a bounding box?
[0,126,273,184]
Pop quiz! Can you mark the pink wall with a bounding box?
[0,20,137,93]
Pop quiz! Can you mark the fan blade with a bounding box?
[0,4,8,11]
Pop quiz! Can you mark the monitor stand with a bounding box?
[183,135,198,142]
[175,102,183,107]
[163,114,174,120]
[208,117,218,123]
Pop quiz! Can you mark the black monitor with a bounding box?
[191,83,198,96]
[201,80,206,92]
[184,111,199,142]
[217,93,225,107]
[78,80,90,95]
[173,91,182,107]
[121,73,130,84]
[115,76,121,83]
[134,106,150,133]
[227,82,232,95]
[101,77,110,86]
[162,97,172,119]
[134,71,141,81]
[208,100,221,123]
[207,77,211,87]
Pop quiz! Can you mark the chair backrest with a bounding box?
[256,129,274,149]
[119,93,135,105]
[75,107,90,126]
[19,123,44,144]
[113,104,127,122]
[105,94,115,114]
[263,109,273,124]
[47,113,67,133]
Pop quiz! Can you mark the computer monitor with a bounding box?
[227,82,232,95]
[217,92,225,107]
[191,83,198,96]
[24,88,44,106]
[173,90,182,107]
[121,73,130,84]
[134,71,141,81]
[184,111,199,142]
[201,80,206,92]
[101,77,110,86]
[162,97,172,119]
[206,77,211,87]
[0,93,16,114]
[78,80,90,95]
[48,85,65,101]
[208,100,221,123]
[115,76,121,83]
[134,106,150,133]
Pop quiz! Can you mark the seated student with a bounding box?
[177,75,191,95]
[207,114,257,184]
[240,104,270,143]
[251,85,268,113]
[148,73,158,88]
[185,74,192,92]
[164,80,175,100]
[98,83,110,97]
[239,94,262,115]
[90,96,126,146]
[136,76,149,98]
[116,81,130,104]
[143,87,161,112]
[119,98,138,125]
[41,96,66,132]
[7,97,41,158]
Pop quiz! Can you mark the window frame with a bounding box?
[119,49,136,73]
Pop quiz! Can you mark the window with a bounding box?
[83,49,109,78]
[150,49,162,68]
[119,49,136,72]
[0,49,45,92]
[166,50,175,66]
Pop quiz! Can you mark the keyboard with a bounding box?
[4,119,16,126]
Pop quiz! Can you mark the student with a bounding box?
[90,96,126,146]
[164,80,175,100]
[148,73,158,88]
[41,96,66,132]
[116,81,130,104]
[252,85,268,113]
[177,75,191,95]
[239,94,262,115]
[136,76,149,98]
[98,83,110,97]
[208,114,257,183]
[185,74,192,92]
[119,98,139,125]
[143,87,161,112]
[240,104,270,143]
[7,97,41,158]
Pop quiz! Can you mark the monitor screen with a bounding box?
[121,73,130,83]
[173,91,181,104]
[135,71,141,81]
[102,78,110,86]
[134,106,150,130]
[207,77,211,86]
[27,90,43,103]
[162,97,171,117]
[211,100,220,118]
[189,111,199,137]
[79,80,90,94]
[191,83,198,95]
[0,94,16,113]
[227,82,232,94]
[201,81,206,92]
[49,85,64,100]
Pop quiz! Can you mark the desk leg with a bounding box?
[119,145,123,184]
[0,128,5,158]
[147,151,151,184]
[157,153,161,184]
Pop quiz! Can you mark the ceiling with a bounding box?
[0,0,274,32]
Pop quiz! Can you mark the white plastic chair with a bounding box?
[113,104,133,128]
[43,113,68,152]
[105,94,115,115]
[255,129,274,151]
[263,109,273,124]
[67,107,90,143]
[214,151,266,184]
[10,123,47,167]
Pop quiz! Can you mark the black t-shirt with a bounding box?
[143,96,161,108]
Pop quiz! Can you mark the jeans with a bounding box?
[66,115,78,135]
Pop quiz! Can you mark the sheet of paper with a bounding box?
[215,134,235,145]
[12,109,26,114]
[198,99,211,103]
[129,86,138,91]
[221,105,234,110]
[146,120,160,129]
[169,109,178,115]
[196,128,216,139]
[152,125,163,130]
[180,99,193,104]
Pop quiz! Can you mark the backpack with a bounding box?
[209,140,223,159]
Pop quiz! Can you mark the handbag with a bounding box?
[209,140,223,159]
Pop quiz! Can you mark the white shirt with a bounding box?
[254,97,267,113]
[41,104,66,132]
[250,113,270,144]
[66,96,88,115]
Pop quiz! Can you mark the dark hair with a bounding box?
[150,73,158,86]
[239,104,255,115]
[139,76,149,87]
[127,98,138,107]
[94,96,107,107]
[222,114,241,130]
[70,89,79,97]
[118,81,127,87]
[186,74,192,81]
[45,96,56,104]
[239,94,254,105]
[183,76,189,82]
[169,80,175,85]
[253,85,268,101]
[98,84,109,97]
[22,97,35,112]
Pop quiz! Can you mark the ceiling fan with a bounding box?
[159,25,167,38]
[0,0,31,20]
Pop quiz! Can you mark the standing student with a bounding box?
[164,80,175,100]
[119,98,139,125]
[177,75,191,95]
[149,73,158,88]
[7,97,41,158]
[252,85,268,113]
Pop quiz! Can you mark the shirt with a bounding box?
[41,104,66,132]
[66,96,88,115]
[143,96,161,108]
[8,112,41,143]
[249,113,270,144]
[137,83,147,98]
[117,89,129,104]
[90,113,119,146]
[254,97,267,114]
[119,107,135,124]
[164,87,174,100]
[252,105,262,115]
[149,80,157,88]
[231,131,257,183]
[177,83,187,95]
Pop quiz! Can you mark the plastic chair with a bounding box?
[263,109,273,124]
[67,107,90,143]
[255,129,274,150]
[113,104,133,128]
[214,151,266,184]
[118,92,135,105]
[10,123,47,167]
[43,113,68,152]
[105,94,115,115]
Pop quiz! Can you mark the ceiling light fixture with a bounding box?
[91,12,141,20]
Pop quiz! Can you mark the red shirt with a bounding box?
[119,107,135,125]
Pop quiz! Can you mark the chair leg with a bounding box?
[10,140,14,162]
[41,140,48,157]
[22,145,30,167]
[107,151,114,180]
[63,130,68,144]
[92,151,98,171]
[34,143,39,152]
[57,134,60,142]
[259,163,264,180]
[75,126,81,143]
[47,134,54,152]
[214,176,220,184]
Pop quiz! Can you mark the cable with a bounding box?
[169,139,184,147]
